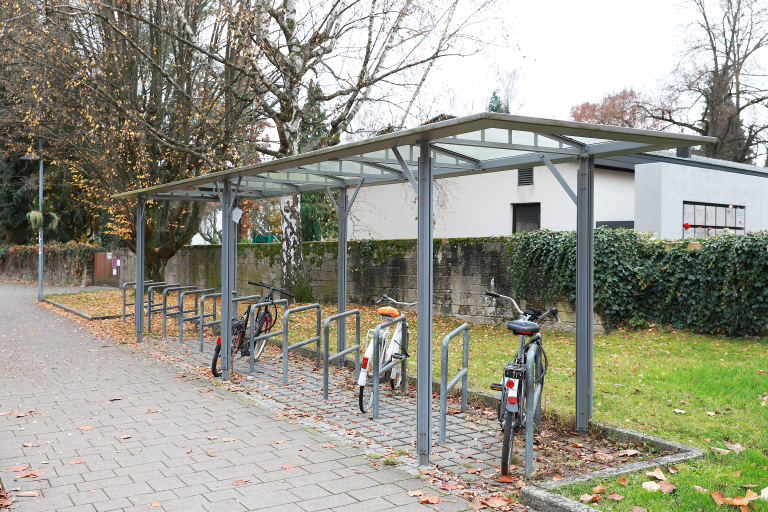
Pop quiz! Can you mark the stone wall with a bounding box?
[0,243,98,286]
[138,237,590,331]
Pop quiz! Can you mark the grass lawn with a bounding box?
[47,290,768,510]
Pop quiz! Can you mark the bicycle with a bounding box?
[485,290,559,476]
[211,281,294,378]
[358,294,413,413]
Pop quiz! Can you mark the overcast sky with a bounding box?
[426,0,694,121]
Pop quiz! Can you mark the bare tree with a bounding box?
[570,88,662,130]
[645,0,768,163]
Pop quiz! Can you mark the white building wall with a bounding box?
[349,162,635,239]
[634,162,767,239]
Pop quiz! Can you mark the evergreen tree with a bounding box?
[487,90,510,114]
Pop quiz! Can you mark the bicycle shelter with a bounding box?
[113,112,714,467]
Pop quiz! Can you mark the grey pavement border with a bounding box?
[43,298,122,320]
[518,423,706,512]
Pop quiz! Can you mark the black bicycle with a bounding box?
[211,281,294,377]
[486,291,559,476]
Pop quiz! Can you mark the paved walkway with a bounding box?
[0,282,472,511]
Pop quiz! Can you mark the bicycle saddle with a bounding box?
[507,320,540,335]
[377,306,399,318]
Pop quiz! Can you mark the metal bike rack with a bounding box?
[523,342,544,477]
[177,288,216,345]
[247,299,289,375]
[322,310,361,401]
[121,280,157,323]
[281,304,322,384]
[162,285,197,340]
[439,323,470,444]
[145,283,180,332]
[198,292,221,353]
[371,315,408,420]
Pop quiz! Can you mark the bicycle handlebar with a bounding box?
[485,290,524,316]
[248,280,296,298]
[376,294,417,308]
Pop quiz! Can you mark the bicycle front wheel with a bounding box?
[211,344,222,378]
[252,315,269,361]
[501,409,517,475]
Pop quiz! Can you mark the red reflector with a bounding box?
[362,357,369,370]
[216,336,221,346]
[506,380,515,388]
[508,396,517,404]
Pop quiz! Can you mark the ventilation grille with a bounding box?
[518,168,534,186]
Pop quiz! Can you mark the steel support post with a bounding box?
[337,187,348,367]
[135,197,147,343]
[232,211,238,297]
[575,155,595,433]
[220,181,232,381]
[416,143,434,466]
[37,140,44,302]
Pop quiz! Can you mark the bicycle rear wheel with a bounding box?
[359,382,374,413]
[501,410,517,475]
[252,314,270,361]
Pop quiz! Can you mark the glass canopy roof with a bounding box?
[113,113,716,202]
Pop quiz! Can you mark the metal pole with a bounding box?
[220,181,232,381]
[337,186,348,367]
[135,197,146,343]
[37,140,43,302]
[416,143,433,466]
[575,155,595,433]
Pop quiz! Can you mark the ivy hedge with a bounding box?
[0,241,103,277]
[507,229,768,336]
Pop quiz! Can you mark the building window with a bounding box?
[513,203,540,233]
[518,168,534,186]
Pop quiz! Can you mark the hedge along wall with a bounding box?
[508,229,768,336]
[0,242,102,286]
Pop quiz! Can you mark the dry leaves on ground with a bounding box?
[419,495,442,504]
[282,464,295,469]
[231,479,250,486]
[645,467,665,480]
[9,466,29,472]
[407,490,424,497]
[630,507,649,512]
[14,470,45,480]
[616,449,639,457]
[14,491,40,497]
[592,485,607,494]
[119,435,132,439]
[617,476,629,486]
[275,440,285,444]
[642,481,661,492]
[607,492,624,501]
[151,502,162,507]
[659,481,677,494]
[727,443,745,453]
[78,426,94,431]
[68,460,85,465]
[579,493,601,503]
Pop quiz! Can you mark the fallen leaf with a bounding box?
[466,468,481,474]
[570,442,584,448]
[712,447,731,455]
[119,435,132,439]
[761,486,768,500]
[14,470,45,480]
[223,438,234,442]
[579,493,600,503]
[440,484,458,491]
[109,397,122,401]
[727,443,745,453]
[645,467,665,480]
[282,464,295,469]
[407,490,425,497]
[231,479,249,486]
[711,491,726,505]
[617,449,639,457]
[659,481,677,494]
[665,466,679,474]
[552,475,562,481]
[419,495,442,504]
[78,426,94,431]
[321,444,335,448]
[275,440,285,444]
[707,411,716,416]
[146,410,158,414]
[630,507,649,512]
[9,466,29,472]
[14,490,40,497]
[419,469,435,476]
[694,485,709,493]
[593,485,607,494]
[607,492,624,501]
[186,450,192,454]
[733,470,743,477]
[745,489,759,501]
[469,504,485,511]
[642,481,661,492]
[617,476,629,487]
[206,436,218,440]
[68,460,85,465]
[497,475,516,483]
[482,493,509,507]
[206,453,216,457]
[21,443,34,448]
[151,502,161,507]
[758,370,767,374]
[674,408,686,414]
[199,389,212,393]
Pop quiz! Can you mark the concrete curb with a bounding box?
[43,299,122,321]
[519,424,706,512]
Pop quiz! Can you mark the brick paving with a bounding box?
[0,282,475,511]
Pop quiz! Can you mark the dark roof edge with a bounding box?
[598,153,768,178]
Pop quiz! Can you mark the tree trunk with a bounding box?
[280,193,302,296]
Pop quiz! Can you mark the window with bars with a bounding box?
[518,168,534,186]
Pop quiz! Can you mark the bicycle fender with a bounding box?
[357,369,368,387]
[505,402,518,413]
